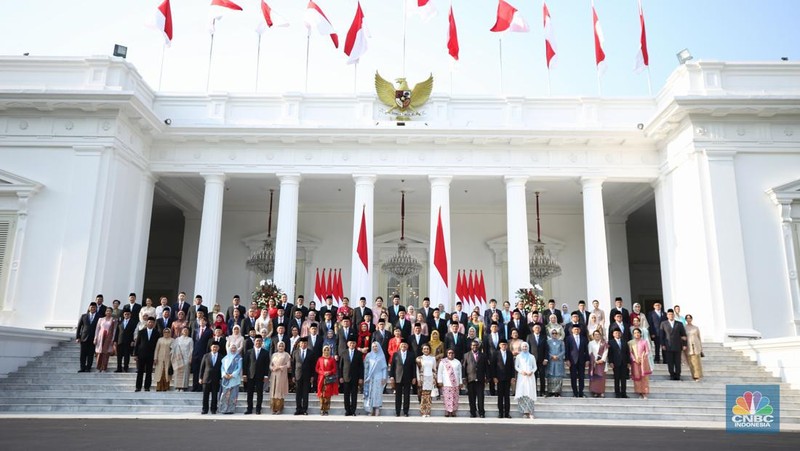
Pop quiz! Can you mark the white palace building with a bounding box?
[0,56,799,385]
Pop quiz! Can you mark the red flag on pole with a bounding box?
[467,270,475,312]
[433,208,449,284]
[478,271,487,312]
[447,5,459,61]
[490,0,529,33]
[455,270,463,307]
[327,268,334,304]
[356,206,369,269]
[592,1,606,74]
[257,0,288,33]
[154,0,173,46]
[209,0,243,34]
[543,2,556,68]
[315,268,322,304]
[344,2,368,64]
[305,1,339,48]
[432,207,450,308]
[634,0,649,73]
[337,269,344,304]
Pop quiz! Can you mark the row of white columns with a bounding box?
[191,173,613,311]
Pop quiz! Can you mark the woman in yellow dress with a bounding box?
[685,314,704,381]
[153,328,174,391]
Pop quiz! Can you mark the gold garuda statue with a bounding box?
[375,72,433,120]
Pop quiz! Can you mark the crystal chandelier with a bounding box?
[382,191,422,281]
[529,191,562,283]
[247,189,276,276]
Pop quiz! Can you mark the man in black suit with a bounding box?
[609,297,630,327]
[418,297,433,322]
[483,298,501,329]
[192,317,213,391]
[394,310,412,340]
[243,336,269,414]
[134,317,160,391]
[115,309,137,372]
[318,295,338,321]
[509,310,528,340]
[290,308,305,336]
[335,317,355,356]
[545,299,563,324]
[76,302,99,372]
[647,302,667,363]
[292,337,314,415]
[483,321,502,396]
[240,307,258,336]
[94,295,107,318]
[279,293,294,319]
[389,340,416,417]
[452,302,469,327]
[387,295,405,325]
[526,323,549,396]
[293,295,309,321]
[353,296,373,327]
[660,309,687,380]
[565,312,588,341]
[427,308,448,338]
[491,339,515,418]
[123,293,141,328]
[226,295,247,321]
[199,342,223,414]
[608,312,631,342]
[319,311,336,338]
[272,324,290,354]
[372,319,390,360]
[172,291,190,320]
[156,308,173,335]
[564,324,589,397]
[445,322,467,361]
[272,307,289,336]
[408,323,428,358]
[207,326,227,359]
[575,300,591,325]
[462,340,488,418]
[339,338,364,416]
[607,328,630,398]
[187,294,208,325]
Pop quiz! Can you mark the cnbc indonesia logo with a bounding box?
[730,391,775,430]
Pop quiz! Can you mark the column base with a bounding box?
[725,328,763,341]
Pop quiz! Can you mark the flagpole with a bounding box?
[158,43,166,91]
[646,67,653,96]
[596,69,602,97]
[402,0,408,77]
[498,38,504,95]
[547,69,552,96]
[206,22,216,92]
[255,35,262,92]
[304,33,311,92]
[354,63,358,94]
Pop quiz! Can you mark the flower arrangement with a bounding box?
[251,279,284,311]
[516,286,545,313]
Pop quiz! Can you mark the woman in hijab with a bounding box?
[255,308,272,339]
[226,324,244,356]
[628,328,653,399]
[93,307,117,372]
[363,341,388,416]
[416,343,437,417]
[515,342,538,419]
[323,328,337,351]
[632,316,655,370]
[437,348,463,417]
[153,328,173,391]
[587,313,603,338]
[467,311,484,340]
[545,328,565,397]
[316,345,339,415]
[630,303,643,325]
[428,330,444,361]
[218,344,242,414]
[684,314,704,382]
[560,303,570,323]
[587,330,608,398]
[545,314,565,341]
[171,310,188,338]
[170,327,193,391]
[213,313,227,336]
[139,297,156,331]
[301,311,317,337]
[357,321,372,358]
[591,299,606,332]
[269,341,291,414]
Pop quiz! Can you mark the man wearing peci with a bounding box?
[292,337,314,415]
[389,340,416,417]
[76,301,100,373]
[338,338,364,416]
[200,342,223,414]
[134,317,160,392]
[243,336,270,415]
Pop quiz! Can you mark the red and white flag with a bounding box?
[592,1,606,75]
[455,270,463,308]
[351,205,371,306]
[326,268,335,306]
[431,207,450,309]
[634,0,649,73]
[408,0,437,22]
[209,0,243,34]
[543,1,557,68]
[344,2,368,64]
[335,269,344,305]
[467,270,476,313]
[304,0,339,48]
[478,271,487,313]
[315,268,323,304]
[447,4,459,61]
[256,0,288,34]
[152,0,173,46]
[490,0,529,33]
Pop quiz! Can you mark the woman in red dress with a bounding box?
[315,345,339,415]
[357,321,372,358]
[386,328,403,363]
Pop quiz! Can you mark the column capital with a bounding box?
[353,174,377,185]
[429,175,452,187]
[503,175,529,188]
[277,173,302,184]
[580,176,606,190]
[703,149,737,162]
[200,172,226,184]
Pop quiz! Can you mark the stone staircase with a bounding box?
[0,341,798,423]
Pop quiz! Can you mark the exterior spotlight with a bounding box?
[637,123,644,130]
[113,44,128,59]
[164,118,172,126]
[676,48,693,65]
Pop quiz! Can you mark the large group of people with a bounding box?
[75,291,706,417]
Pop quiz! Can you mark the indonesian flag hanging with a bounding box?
[304,1,339,48]
[327,268,335,306]
[543,1,557,68]
[409,0,437,22]
[455,270,463,308]
[315,268,323,304]
[209,0,243,34]
[152,0,173,46]
[467,270,476,312]
[447,4,459,61]
[592,1,607,75]
[490,0,529,33]
[344,2,368,64]
[478,271,487,313]
[256,0,289,34]
[336,269,344,305]
[634,0,649,73]
[432,207,450,309]
[351,205,371,306]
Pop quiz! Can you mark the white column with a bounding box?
[429,176,452,311]
[351,174,376,308]
[504,176,530,297]
[2,191,38,312]
[273,173,301,303]
[653,177,675,309]
[194,173,226,303]
[606,216,632,305]
[130,173,157,294]
[582,177,611,313]
[772,198,800,334]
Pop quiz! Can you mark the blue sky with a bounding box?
[0,0,797,97]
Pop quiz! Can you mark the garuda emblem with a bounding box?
[375,72,433,119]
